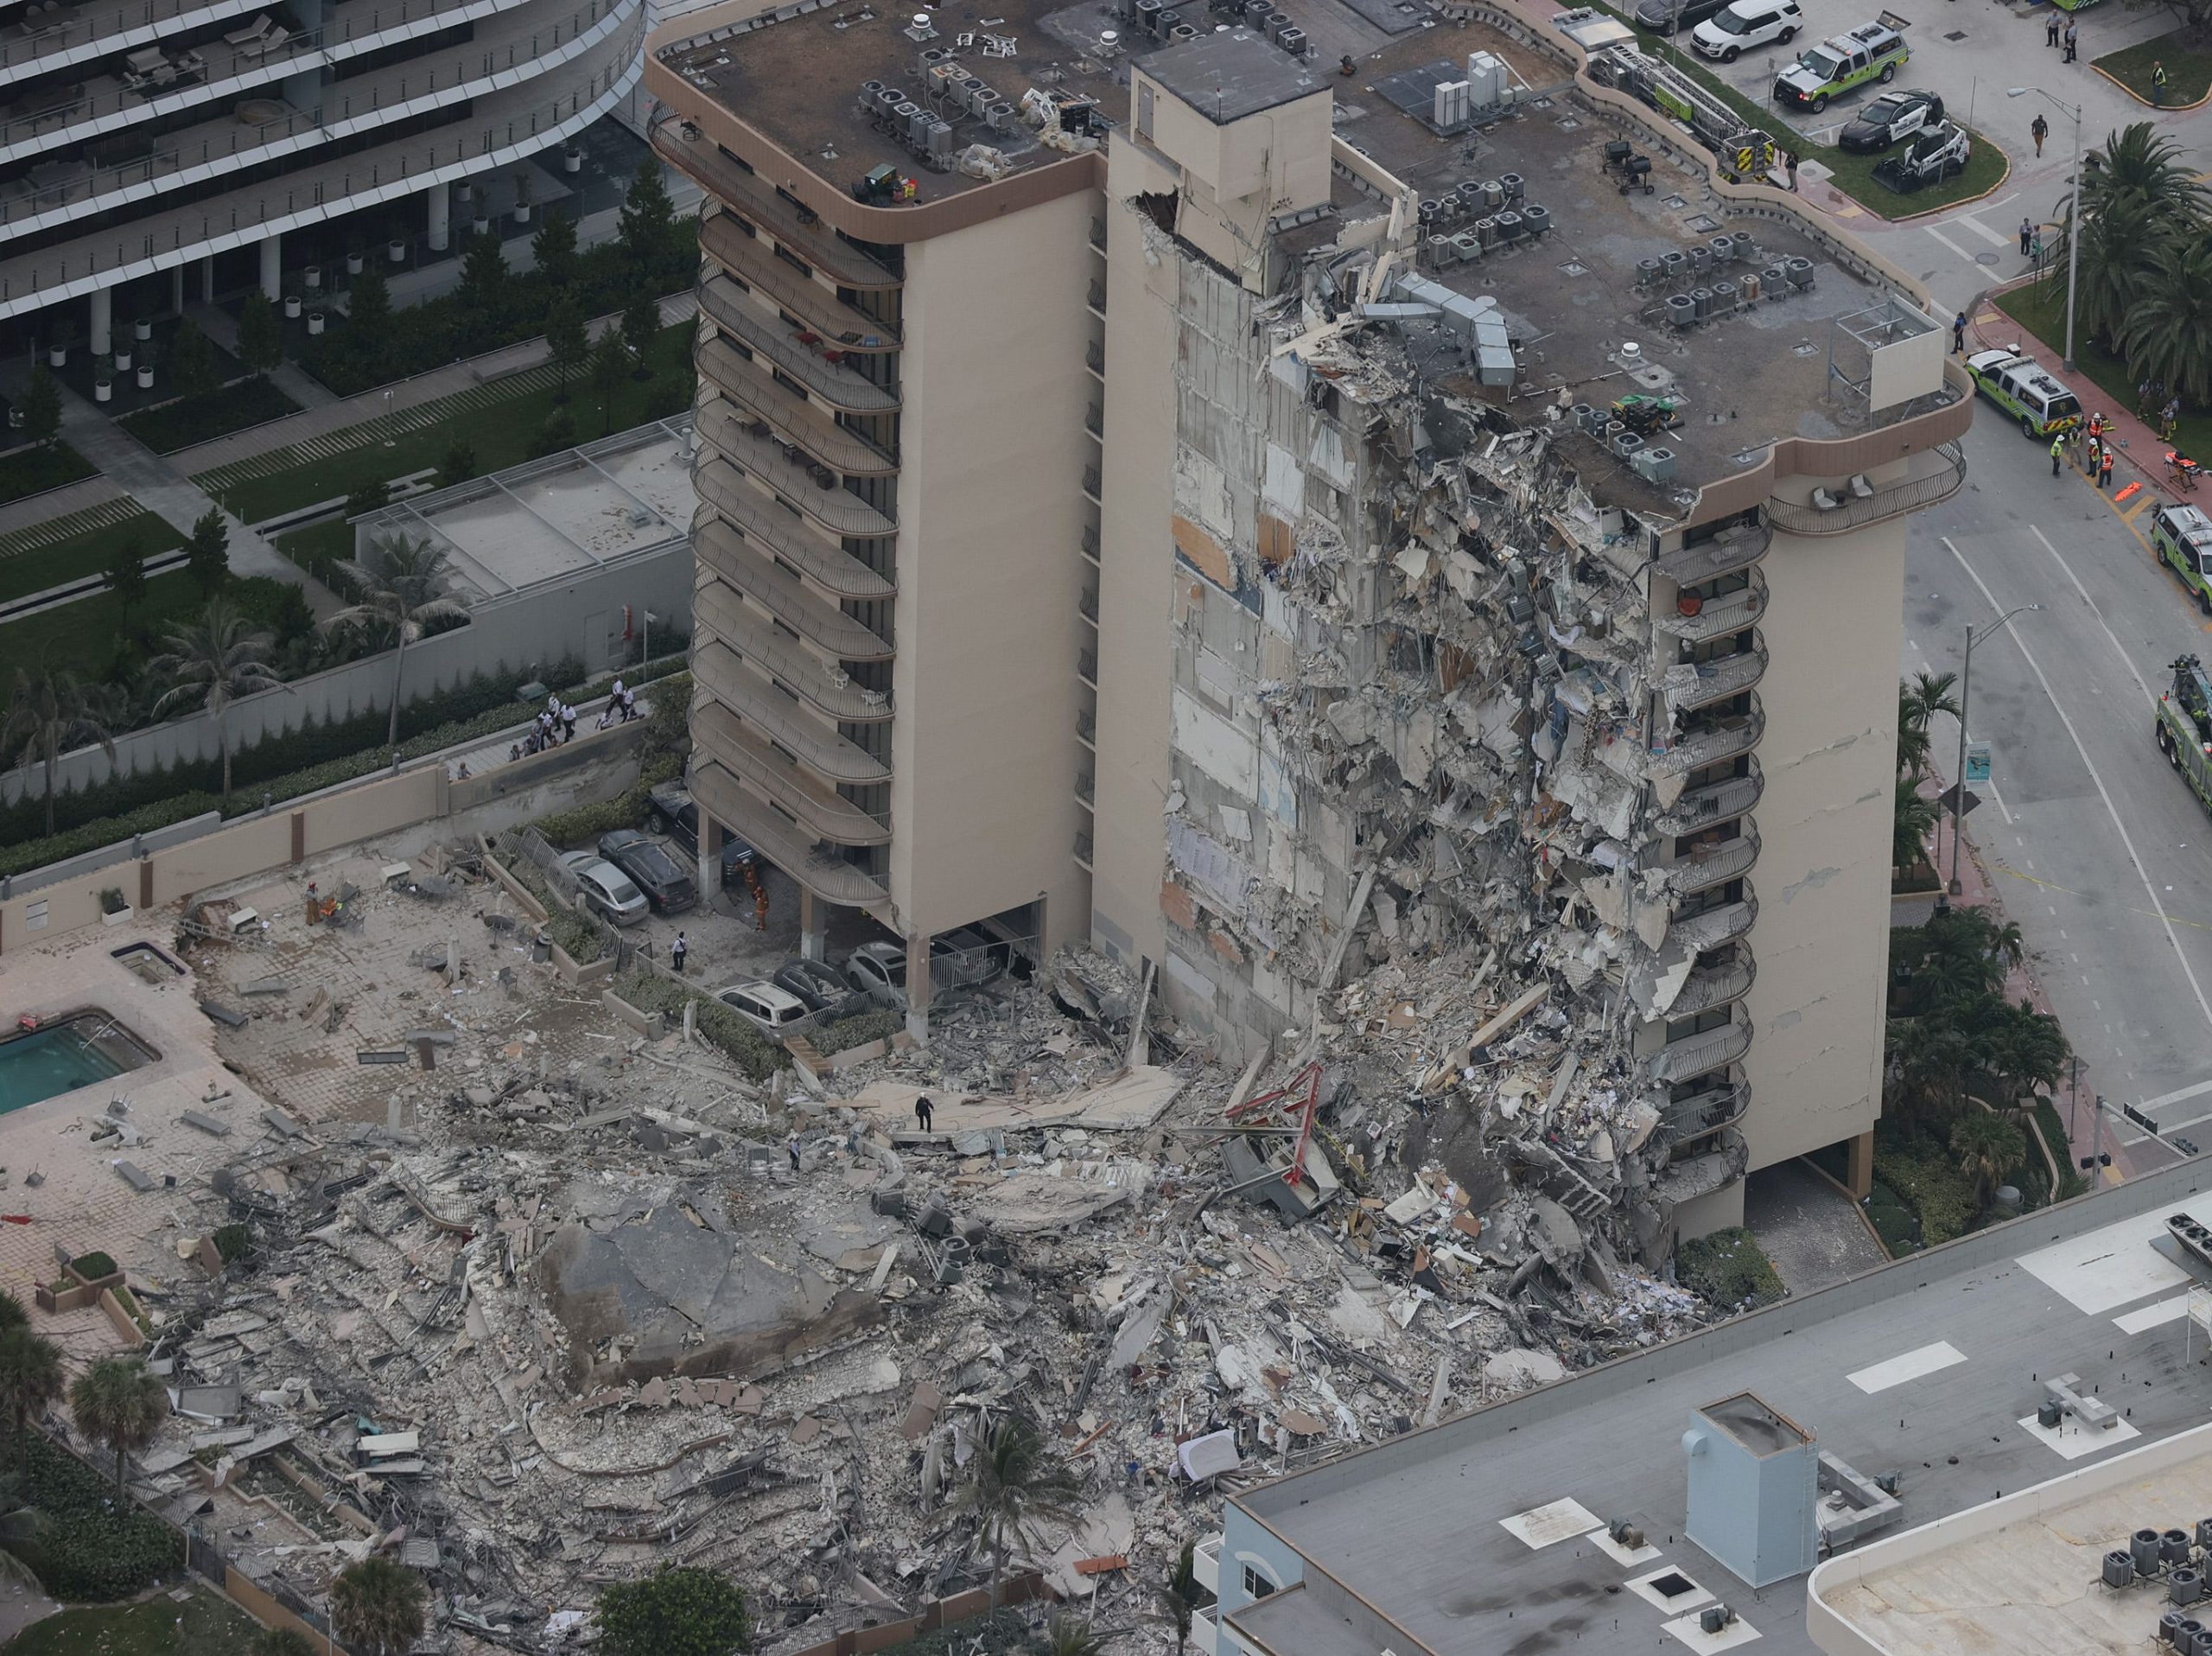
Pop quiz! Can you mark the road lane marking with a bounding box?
[1955,214,2010,246]
[1942,535,2212,1039]
[2034,525,2161,709]
[2141,1077,2212,1113]
[1923,224,1981,264]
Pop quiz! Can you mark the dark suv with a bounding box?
[645,781,756,889]
[1630,0,1729,34]
[595,829,697,914]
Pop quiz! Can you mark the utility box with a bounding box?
[1683,1392,1820,1587]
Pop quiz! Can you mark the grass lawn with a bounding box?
[2,1587,263,1656]
[0,441,98,508]
[202,323,697,524]
[2094,32,2212,105]
[0,508,182,607]
[1614,25,2010,218]
[0,570,296,681]
[118,376,302,455]
[274,519,354,586]
[1993,277,2212,459]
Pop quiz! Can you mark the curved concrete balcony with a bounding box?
[1652,1126,1749,1206]
[700,277,898,413]
[0,0,559,166]
[1649,761,1762,838]
[1656,520,1770,585]
[1648,696,1764,779]
[693,463,892,598]
[1670,955,1756,1020]
[1648,1009,1752,1086]
[695,520,891,661]
[1653,571,1767,641]
[1765,442,1967,538]
[696,410,896,538]
[0,0,629,233]
[701,213,897,351]
[651,115,898,291]
[690,700,890,848]
[0,16,638,312]
[0,0,264,77]
[1645,825,1758,897]
[1668,638,1767,714]
[696,335,895,475]
[1670,894,1758,952]
[690,669,887,787]
[691,759,887,909]
[693,582,891,724]
[1658,1066,1748,1149]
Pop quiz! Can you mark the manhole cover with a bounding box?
[1663,194,1690,209]
[1555,115,1582,128]
[1560,260,1589,276]
[1976,250,2000,265]
[1943,28,1967,38]
[1686,213,1721,232]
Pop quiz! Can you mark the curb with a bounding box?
[2088,58,2212,111]
[1863,141,2014,225]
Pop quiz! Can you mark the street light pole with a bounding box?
[1948,603,2044,896]
[2007,87,2084,370]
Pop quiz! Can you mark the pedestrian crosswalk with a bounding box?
[0,495,143,563]
[192,360,566,499]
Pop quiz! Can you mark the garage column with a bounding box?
[798,889,826,962]
[904,931,931,1046]
[199,254,215,303]
[87,285,112,358]
[169,264,184,315]
[1845,1128,1874,1200]
[259,233,282,301]
[695,815,717,908]
[425,181,450,252]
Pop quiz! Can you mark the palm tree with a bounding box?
[1987,998,2069,1108]
[1897,671,1959,780]
[1893,784,1937,872]
[2,660,121,837]
[1952,1109,2028,1204]
[329,1555,427,1656]
[0,1325,66,1458]
[2051,198,2163,353]
[148,598,284,803]
[1039,1615,1102,1656]
[2077,123,2212,226]
[67,1356,163,1491]
[0,1468,47,1590]
[1160,1541,1201,1650]
[1887,1013,1969,1119]
[2120,233,2212,408]
[958,1417,1082,1611]
[0,1291,26,1335]
[324,534,471,753]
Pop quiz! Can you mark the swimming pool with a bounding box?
[0,1014,155,1113]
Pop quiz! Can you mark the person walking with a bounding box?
[2100,446,2116,490]
[2063,21,2077,61]
[2050,432,2066,476]
[2085,433,2101,475]
[754,884,771,932]
[2018,217,2034,257]
[1952,311,1968,354]
[787,1134,801,1171]
[2044,10,2058,44]
[561,702,577,743]
[2031,113,2048,157]
[2152,61,2169,104]
[1784,149,1799,192]
[671,930,688,975]
[2164,398,2183,442]
[914,1093,934,1132]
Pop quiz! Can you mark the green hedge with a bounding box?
[1873,1131,1980,1246]
[1675,1226,1785,1309]
[613,970,786,1081]
[497,850,607,963]
[14,1430,182,1600]
[812,1008,901,1056]
[116,375,300,455]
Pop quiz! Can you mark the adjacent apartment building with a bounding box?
[643,0,1970,1236]
[0,0,644,347]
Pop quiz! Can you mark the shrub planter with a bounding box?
[98,1285,149,1350]
[455,180,474,203]
[304,264,322,291]
[307,310,326,335]
[283,293,302,319]
[346,250,365,274]
[472,213,490,238]
[113,347,131,372]
[135,364,154,389]
[38,1247,124,1309]
[564,143,582,173]
[134,316,153,341]
[99,887,130,925]
[93,376,111,404]
[388,237,407,263]
[46,343,66,366]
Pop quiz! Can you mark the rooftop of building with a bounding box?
[1145,25,1323,120]
[1311,18,1947,499]
[353,416,696,604]
[1230,1159,2212,1656]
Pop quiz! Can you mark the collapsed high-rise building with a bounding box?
[645,0,1972,1242]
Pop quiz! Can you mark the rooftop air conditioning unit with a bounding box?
[1633,446,1677,483]
[1520,203,1549,238]
[1499,170,1523,201]
[1278,24,1306,53]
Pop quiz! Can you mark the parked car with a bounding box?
[645,780,756,888]
[1836,87,1942,151]
[773,959,871,1019]
[1690,0,1799,61]
[714,980,813,1038]
[1771,20,1908,111]
[558,851,650,927]
[842,941,910,1011]
[1630,0,1729,34]
[595,829,696,914]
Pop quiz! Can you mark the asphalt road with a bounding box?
[1904,411,2212,1164]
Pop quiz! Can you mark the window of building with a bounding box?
[1242,1564,1276,1601]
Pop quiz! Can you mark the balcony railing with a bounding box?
[0,0,263,71]
[1669,894,1758,952]
[691,650,889,786]
[1082,465,1101,501]
[1656,520,1770,585]
[1650,761,1762,837]
[651,112,899,290]
[1659,1067,1749,1149]
[1075,768,1094,806]
[691,759,888,908]
[1074,830,1093,869]
[700,212,898,349]
[1077,707,1095,746]
[1086,339,1103,376]
[1648,1010,1752,1086]
[1085,402,1103,438]
[1081,521,1099,561]
[1654,571,1767,641]
[694,460,895,596]
[691,596,892,725]
[1087,279,1105,314]
[1645,825,1759,896]
[699,277,899,413]
[1764,441,1967,537]
[699,412,897,538]
[1648,696,1764,777]
[1667,640,1767,713]
[1077,649,1097,687]
[1090,215,1105,252]
[1670,956,1756,1020]
[1078,585,1098,623]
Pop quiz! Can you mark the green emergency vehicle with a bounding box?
[1772,21,1909,111]
[1962,347,2082,440]
[2158,655,2212,817]
[2153,503,2212,614]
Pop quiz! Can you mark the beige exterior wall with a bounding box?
[1737,497,1905,1173]
[887,190,1098,952]
[1126,75,1332,289]
[1088,133,1181,971]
